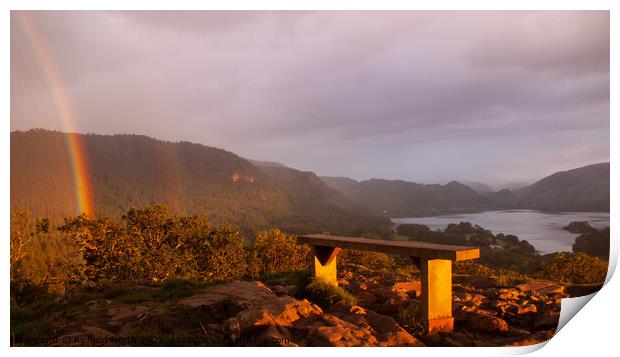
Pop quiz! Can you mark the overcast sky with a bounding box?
[11,11,609,188]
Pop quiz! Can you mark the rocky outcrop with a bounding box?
[48,273,564,347]
[57,281,424,347]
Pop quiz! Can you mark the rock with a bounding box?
[465,310,509,334]
[355,291,377,306]
[363,311,424,347]
[308,315,378,347]
[471,294,486,306]
[257,325,298,346]
[516,281,565,296]
[106,305,150,326]
[86,300,99,312]
[270,285,288,296]
[517,304,537,315]
[483,288,498,297]
[392,281,421,297]
[81,325,118,339]
[456,291,472,302]
[533,310,560,330]
[284,285,297,295]
[349,305,367,315]
[498,289,521,300]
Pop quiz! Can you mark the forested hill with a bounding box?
[10,129,391,237]
[320,177,495,217]
[513,162,610,212]
[321,163,610,217]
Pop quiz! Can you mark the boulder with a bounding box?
[392,281,421,297]
[498,288,521,300]
[516,281,565,296]
[517,304,537,315]
[464,310,509,334]
[533,310,560,330]
[355,291,378,306]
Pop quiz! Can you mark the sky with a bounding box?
[10,11,610,189]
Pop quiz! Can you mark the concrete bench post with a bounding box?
[419,258,454,334]
[311,245,341,286]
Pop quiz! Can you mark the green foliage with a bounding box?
[156,279,202,301]
[56,205,248,284]
[248,228,310,277]
[572,227,609,259]
[59,214,129,282]
[259,270,310,297]
[538,252,607,284]
[11,129,392,238]
[11,205,328,304]
[302,278,358,309]
[396,302,427,336]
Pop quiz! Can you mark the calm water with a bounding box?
[391,210,610,254]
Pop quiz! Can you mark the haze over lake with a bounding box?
[391,210,610,254]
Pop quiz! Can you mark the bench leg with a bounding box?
[420,258,454,334]
[311,246,341,286]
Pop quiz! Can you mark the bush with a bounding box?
[57,205,248,284]
[538,252,608,284]
[249,228,310,277]
[338,249,395,271]
[573,228,609,259]
[59,214,130,282]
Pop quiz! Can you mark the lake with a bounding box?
[391,210,610,254]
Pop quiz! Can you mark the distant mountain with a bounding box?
[483,189,518,208]
[10,129,391,237]
[320,177,495,217]
[322,163,610,217]
[461,180,494,194]
[514,163,609,212]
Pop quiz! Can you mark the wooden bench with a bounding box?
[297,234,480,334]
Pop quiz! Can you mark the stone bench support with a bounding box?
[298,234,480,335]
[311,246,341,286]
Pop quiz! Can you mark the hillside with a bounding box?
[321,163,609,217]
[514,163,610,212]
[461,180,494,194]
[320,177,495,217]
[10,129,391,236]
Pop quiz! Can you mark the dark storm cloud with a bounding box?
[10,11,609,187]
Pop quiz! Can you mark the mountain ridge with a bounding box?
[10,129,391,237]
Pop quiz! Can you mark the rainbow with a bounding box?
[14,12,95,216]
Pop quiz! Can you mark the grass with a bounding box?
[396,302,427,337]
[155,278,202,301]
[259,269,310,297]
[302,277,357,309]
[390,234,411,242]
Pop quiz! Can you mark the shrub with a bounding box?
[573,228,609,259]
[338,249,395,271]
[538,252,608,284]
[249,228,310,277]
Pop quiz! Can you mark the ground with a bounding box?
[11,266,572,347]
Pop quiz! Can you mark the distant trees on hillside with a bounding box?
[11,129,392,237]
